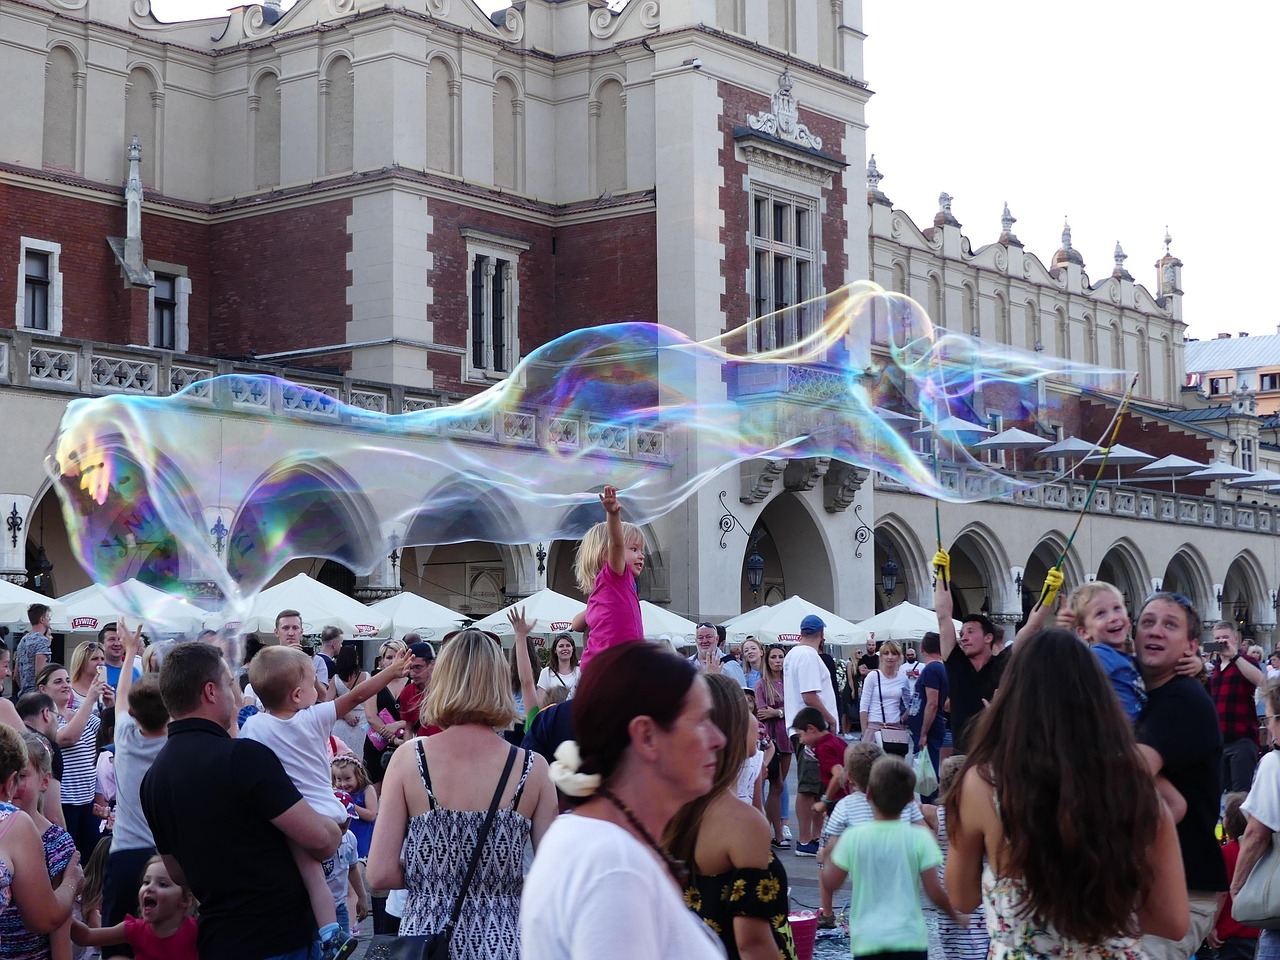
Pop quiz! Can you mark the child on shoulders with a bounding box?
[570,486,646,669]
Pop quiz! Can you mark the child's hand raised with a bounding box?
[117,617,145,655]
[598,485,622,516]
[507,607,536,637]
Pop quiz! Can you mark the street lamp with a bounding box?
[745,539,766,597]
[880,555,900,596]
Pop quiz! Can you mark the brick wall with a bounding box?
[207,198,352,360]
[1,182,211,348]
[553,214,658,336]
[717,81,851,333]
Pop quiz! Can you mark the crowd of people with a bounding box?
[0,492,1274,960]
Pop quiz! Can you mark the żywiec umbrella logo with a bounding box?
[353,624,377,637]
[71,617,99,630]
[549,621,573,632]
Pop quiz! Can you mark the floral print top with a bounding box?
[684,852,797,960]
[983,863,1146,960]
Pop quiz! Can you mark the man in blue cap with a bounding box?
[783,614,838,856]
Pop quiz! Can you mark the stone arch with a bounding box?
[1024,299,1041,351]
[1084,313,1097,364]
[891,261,907,295]
[251,69,282,189]
[948,521,1012,618]
[1055,306,1069,359]
[928,273,944,328]
[321,53,354,175]
[43,44,82,172]
[873,514,928,608]
[404,475,525,547]
[744,491,835,611]
[1096,538,1151,614]
[124,63,162,186]
[993,292,1009,343]
[1025,530,1085,595]
[492,73,522,190]
[961,281,977,336]
[425,54,458,174]
[1160,544,1214,618]
[591,75,626,196]
[228,456,381,593]
[1223,549,1268,634]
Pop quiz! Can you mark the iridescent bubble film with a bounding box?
[46,281,1130,619]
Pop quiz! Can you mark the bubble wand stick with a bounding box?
[1034,372,1140,612]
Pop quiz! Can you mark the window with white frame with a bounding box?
[1209,376,1232,396]
[462,230,529,379]
[750,186,818,351]
[15,238,63,334]
[148,263,191,352]
[1241,437,1256,473]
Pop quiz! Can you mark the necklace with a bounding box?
[597,787,689,887]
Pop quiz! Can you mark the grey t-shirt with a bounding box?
[111,711,167,852]
[15,631,52,698]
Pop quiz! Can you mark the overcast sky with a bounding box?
[154,0,1271,342]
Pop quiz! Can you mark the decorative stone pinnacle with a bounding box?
[867,155,883,190]
[128,135,141,163]
[938,192,953,216]
[1164,227,1172,256]
[1114,241,1127,269]
[1001,202,1016,234]
[1061,219,1073,251]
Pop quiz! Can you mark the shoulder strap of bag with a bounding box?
[876,671,886,722]
[443,744,519,933]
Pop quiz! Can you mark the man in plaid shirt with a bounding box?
[1208,620,1266,792]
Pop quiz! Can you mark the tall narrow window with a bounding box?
[464,230,528,379]
[748,185,818,351]
[43,47,78,172]
[24,252,50,330]
[153,274,177,349]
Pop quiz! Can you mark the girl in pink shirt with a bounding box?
[573,486,645,670]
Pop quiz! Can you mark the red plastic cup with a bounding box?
[789,912,818,960]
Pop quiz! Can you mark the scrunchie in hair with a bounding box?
[550,740,602,798]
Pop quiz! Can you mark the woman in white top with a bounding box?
[535,634,580,701]
[521,642,726,960]
[858,638,909,745]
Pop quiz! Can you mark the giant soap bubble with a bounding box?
[46,281,1130,622]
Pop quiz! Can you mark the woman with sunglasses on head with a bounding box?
[363,639,410,792]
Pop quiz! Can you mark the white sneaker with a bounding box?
[782,825,792,841]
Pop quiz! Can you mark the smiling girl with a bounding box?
[71,856,196,960]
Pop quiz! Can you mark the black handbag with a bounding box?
[367,743,520,960]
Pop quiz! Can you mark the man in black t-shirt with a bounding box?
[1134,592,1226,960]
[933,553,1007,752]
[141,642,342,960]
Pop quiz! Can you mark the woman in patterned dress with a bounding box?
[367,625,558,959]
[945,628,1188,958]
[665,673,795,960]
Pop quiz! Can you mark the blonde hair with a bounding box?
[68,641,104,684]
[424,629,517,729]
[878,639,903,659]
[1066,581,1124,631]
[247,646,312,710]
[574,520,644,594]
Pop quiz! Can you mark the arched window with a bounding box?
[323,56,354,175]
[592,79,626,195]
[426,56,457,174]
[1056,307,1069,359]
[891,261,907,295]
[1026,301,1041,351]
[125,67,159,186]
[1084,314,1097,364]
[962,282,977,336]
[994,293,1009,343]
[492,77,519,190]
[43,47,79,172]
[1136,327,1151,390]
[1111,321,1124,368]
[252,72,281,190]
[929,274,944,328]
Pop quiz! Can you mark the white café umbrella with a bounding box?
[59,579,206,634]
[1080,443,1156,483]
[0,581,68,630]
[639,601,698,642]
[722,595,860,645]
[1184,460,1253,482]
[849,601,962,644]
[1034,436,1100,477]
[971,427,1051,472]
[471,588,587,644]
[909,416,993,442]
[1227,468,1280,489]
[872,406,919,428]
[367,591,466,641]
[228,573,390,638]
[1134,454,1207,494]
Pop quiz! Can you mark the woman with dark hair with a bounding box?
[362,639,409,789]
[537,634,581,701]
[521,642,726,959]
[328,644,369,756]
[754,644,792,848]
[665,673,794,960]
[945,628,1188,956]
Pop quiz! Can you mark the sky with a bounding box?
[154,0,1273,342]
